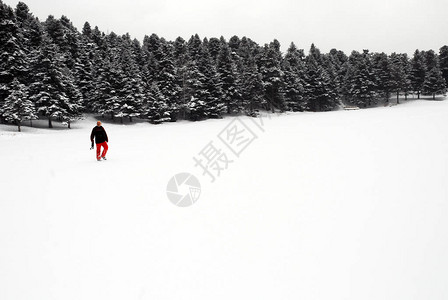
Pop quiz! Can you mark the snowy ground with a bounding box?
[1,98,448,300]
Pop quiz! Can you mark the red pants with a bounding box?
[96,142,108,159]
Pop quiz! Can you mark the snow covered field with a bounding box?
[1,99,448,300]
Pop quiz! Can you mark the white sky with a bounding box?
[3,0,448,55]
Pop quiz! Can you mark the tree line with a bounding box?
[1,1,447,131]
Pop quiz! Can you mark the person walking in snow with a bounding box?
[90,121,109,161]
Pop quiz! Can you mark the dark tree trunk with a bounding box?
[17,121,21,132]
[129,116,133,122]
[68,120,71,129]
[120,117,123,124]
[433,93,436,100]
[417,91,420,99]
[48,117,53,128]
[397,91,400,104]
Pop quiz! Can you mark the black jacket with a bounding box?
[90,126,108,144]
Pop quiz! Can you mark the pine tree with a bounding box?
[259,41,286,112]
[173,36,188,68]
[228,35,241,53]
[131,38,145,73]
[242,56,265,116]
[343,50,378,108]
[184,60,209,121]
[156,42,181,121]
[60,16,81,69]
[0,78,36,131]
[187,34,202,61]
[172,37,189,119]
[217,43,241,114]
[44,16,66,51]
[439,45,448,87]
[74,35,95,110]
[59,74,83,128]
[29,34,82,128]
[142,33,162,84]
[82,21,92,38]
[207,37,221,63]
[238,36,257,66]
[92,32,129,122]
[115,34,145,122]
[409,50,426,99]
[422,67,446,99]
[422,51,446,99]
[282,43,305,111]
[196,44,225,118]
[15,2,43,51]
[389,53,411,103]
[143,82,171,124]
[304,49,338,112]
[143,33,162,59]
[371,52,392,103]
[91,50,114,117]
[327,48,348,98]
[0,2,28,100]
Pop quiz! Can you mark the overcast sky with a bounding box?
[3,0,448,55]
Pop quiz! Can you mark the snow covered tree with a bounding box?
[131,38,146,72]
[184,60,209,121]
[228,35,241,53]
[409,50,426,99]
[0,1,29,123]
[155,42,181,121]
[142,33,163,85]
[371,52,392,103]
[343,50,378,107]
[422,51,446,99]
[282,43,305,111]
[90,50,114,116]
[0,78,36,131]
[44,15,76,67]
[217,43,242,114]
[187,34,202,61]
[327,48,348,97]
[82,21,92,38]
[259,41,286,112]
[207,37,222,63]
[237,36,257,66]
[14,2,43,51]
[143,82,171,124]
[389,53,411,103]
[90,32,138,122]
[115,34,145,122]
[143,33,162,59]
[73,36,95,110]
[0,3,25,84]
[422,67,446,99]
[439,45,448,87]
[29,34,82,128]
[59,16,81,68]
[173,36,187,67]
[196,44,225,118]
[304,48,338,112]
[242,56,265,116]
